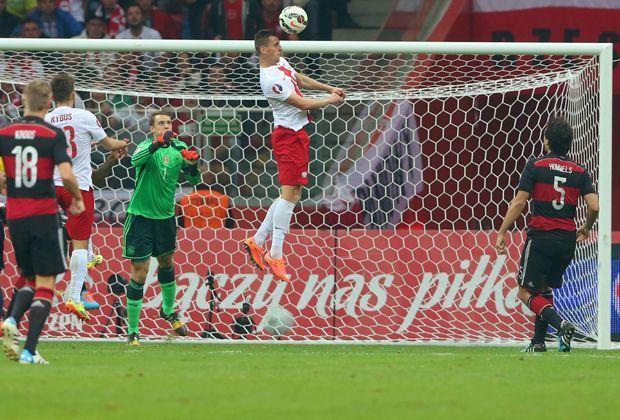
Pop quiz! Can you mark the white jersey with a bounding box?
[46,106,107,190]
[260,57,310,131]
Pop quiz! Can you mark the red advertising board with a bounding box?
[0,228,532,342]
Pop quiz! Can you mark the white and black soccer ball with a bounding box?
[279,6,308,35]
[263,305,295,336]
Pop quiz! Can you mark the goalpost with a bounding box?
[0,39,613,349]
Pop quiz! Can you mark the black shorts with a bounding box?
[8,221,67,277]
[123,214,176,261]
[518,233,576,292]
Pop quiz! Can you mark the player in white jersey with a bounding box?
[243,29,344,282]
[46,73,128,321]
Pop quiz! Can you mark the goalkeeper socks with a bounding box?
[158,266,176,316]
[68,249,88,301]
[126,280,144,335]
[255,198,281,247]
[24,289,53,354]
[270,198,295,259]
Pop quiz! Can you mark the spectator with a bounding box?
[56,0,84,23]
[0,50,45,82]
[332,0,360,28]
[183,0,248,40]
[116,3,161,40]
[6,0,36,19]
[73,12,109,39]
[0,0,22,37]
[16,16,45,37]
[70,14,115,83]
[11,0,83,38]
[136,0,184,39]
[93,0,126,38]
[245,0,296,40]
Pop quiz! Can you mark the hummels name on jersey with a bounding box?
[548,163,573,173]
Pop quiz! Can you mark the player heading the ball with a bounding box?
[243,29,345,282]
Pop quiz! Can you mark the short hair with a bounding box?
[254,29,276,54]
[23,79,52,112]
[544,117,573,155]
[50,73,75,103]
[125,2,144,15]
[149,110,172,127]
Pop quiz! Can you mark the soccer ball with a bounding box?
[263,306,295,336]
[279,6,308,35]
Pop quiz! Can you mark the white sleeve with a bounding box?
[263,78,293,101]
[85,111,107,142]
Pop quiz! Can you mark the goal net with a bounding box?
[0,40,612,347]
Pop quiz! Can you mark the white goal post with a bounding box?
[0,39,613,349]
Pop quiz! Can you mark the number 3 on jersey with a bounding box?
[63,125,77,158]
[11,145,38,188]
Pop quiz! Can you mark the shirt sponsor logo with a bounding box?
[272,84,283,94]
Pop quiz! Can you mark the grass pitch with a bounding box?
[1,342,618,419]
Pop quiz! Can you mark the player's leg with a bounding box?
[19,274,55,365]
[123,214,154,346]
[522,288,552,352]
[62,189,95,322]
[2,276,33,361]
[243,198,281,270]
[18,223,69,364]
[153,218,187,336]
[86,238,104,269]
[262,127,309,282]
[548,243,577,352]
[517,237,574,350]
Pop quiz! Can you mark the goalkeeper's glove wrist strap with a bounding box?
[187,165,199,175]
[149,142,160,154]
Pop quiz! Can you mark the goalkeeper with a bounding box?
[122,111,201,346]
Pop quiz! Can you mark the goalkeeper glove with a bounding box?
[154,130,176,148]
[181,149,200,165]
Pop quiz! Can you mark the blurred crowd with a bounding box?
[0,0,360,41]
[0,0,361,205]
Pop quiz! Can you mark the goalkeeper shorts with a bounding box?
[123,214,176,260]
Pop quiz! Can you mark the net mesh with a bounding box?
[0,46,601,343]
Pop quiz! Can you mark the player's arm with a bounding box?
[176,141,201,185]
[92,149,122,188]
[295,73,345,98]
[577,193,599,242]
[100,136,129,158]
[495,190,530,255]
[285,91,343,111]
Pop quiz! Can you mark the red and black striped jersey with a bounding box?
[0,116,71,228]
[518,153,595,233]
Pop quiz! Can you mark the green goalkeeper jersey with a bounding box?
[127,138,201,219]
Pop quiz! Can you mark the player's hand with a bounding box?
[116,139,129,159]
[69,197,85,215]
[181,149,200,165]
[155,131,177,148]
[327,92,344,105]
[331,87,346,99]
[495,232,507,255]
[576,225,591,242]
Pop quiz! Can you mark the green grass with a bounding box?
[2,342,619,419]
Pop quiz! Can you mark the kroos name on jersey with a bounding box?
[14,130,36,139]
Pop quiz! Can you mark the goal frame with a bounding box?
[0,39,613,349]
